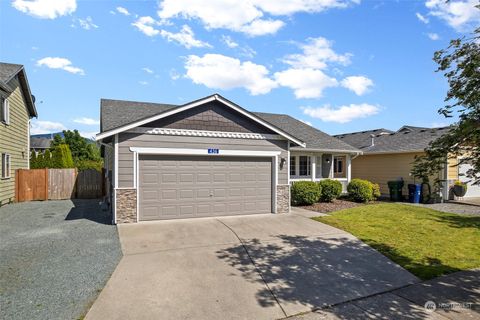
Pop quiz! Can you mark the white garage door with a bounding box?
[459,163,480,198]
[139,155,272,221]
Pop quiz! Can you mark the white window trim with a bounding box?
[2,153,11,179]
[298,155,311,177]
[1,98,10,125]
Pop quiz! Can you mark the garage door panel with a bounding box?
[139,155,272,220]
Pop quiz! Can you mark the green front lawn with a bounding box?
[314,203,480,280]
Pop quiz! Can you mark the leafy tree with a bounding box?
[51,144,74,168]
[36,152,45,169]
[44,149,51,168]
[412,12,479,186]
[50,130,102,170]
[30,151,37,169]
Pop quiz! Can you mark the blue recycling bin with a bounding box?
[408,184,421,203]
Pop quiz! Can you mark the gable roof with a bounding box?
[97,94,306,147]
[253,112,360,153]
[98,95,361,153]
[30,137,52,149]
[335,126,452,154]
[0,62,37,118]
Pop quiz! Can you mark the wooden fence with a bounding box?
[15,168,104,202]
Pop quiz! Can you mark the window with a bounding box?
[290,156,296,176]
[334,156,346,178]
[299,156,311,176]
[2,153,10,179]
[1,97,9,124]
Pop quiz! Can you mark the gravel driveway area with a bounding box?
[0,200,122,320]
[408,202,480,216]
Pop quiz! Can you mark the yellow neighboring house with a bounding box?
[335,126,480,199]
[0,62,38,206]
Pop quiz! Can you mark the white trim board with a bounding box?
[129,147,281,157]
[128,127,284,140]
[96,94,306,147]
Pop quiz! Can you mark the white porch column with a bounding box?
[311,155,316,181]
[330,154,334,178]
[347,154,352,182]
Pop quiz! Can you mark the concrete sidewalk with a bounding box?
[289,269,480,320]
[85,212,418,320]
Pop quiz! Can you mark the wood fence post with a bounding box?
[44,168,49,201]
[15,169,19,202]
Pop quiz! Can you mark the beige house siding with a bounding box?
[0,77,30,205]
[351,152,425,195]
[447,155,458,180]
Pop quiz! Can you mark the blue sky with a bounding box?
[1,0,479,138]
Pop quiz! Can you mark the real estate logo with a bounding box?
[424,301,437,312]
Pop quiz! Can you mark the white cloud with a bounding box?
[36,57,85,75]
[221,35,239,48]
[416,12,429,24]
[160,25,212,48]
[31,120,66,134]
[12,0,76,19]
[139,81,149,85]
[274,68,338,99]
[79,131,98,139]
[282,37,352,70]
[75,16,98,30]
[132,17,210,48]
[142,67,154,74]
[426,0,480,32]
[239,19,285,36]
[341,76,374,95]
[132,16,160,36]
[116,6,130,16]
[170,69,181,80]
[73,117,99,125]
[302,103,380,123]
[299,119,312,126]
[427,32,440,40]
[157,0,358,36]
[185,54,277,95]
[239,45,257,58]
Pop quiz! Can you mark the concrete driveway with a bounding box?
[86,209,418,320]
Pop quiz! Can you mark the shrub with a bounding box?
[370,182,381,200]
[75,159,103,172]
[43,150,51,168]
[348,179,374,203]
[30,151,37,169]
[318,179,343,202]
[50,144,75,168]
[291,181,321,205]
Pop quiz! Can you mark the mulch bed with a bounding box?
[301,199,372,213]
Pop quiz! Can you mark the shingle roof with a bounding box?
[0,62,37,117]
[335,126,452,153]
[100,98,360,153]
[30,137,52,149]
[100,99,177,132]
[253,112,359,152]
[0,63,23,82]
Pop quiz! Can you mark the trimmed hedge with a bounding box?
[318,179,343,202]
[291,181,321,205]
[347,178,380,202]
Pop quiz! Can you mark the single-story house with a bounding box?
[96,94,360,224]
[0,62,37,206]
[334,126,480,199]
[30,136,53,154]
